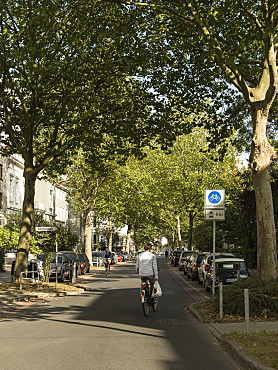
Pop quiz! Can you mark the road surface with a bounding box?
[0,257,247,370]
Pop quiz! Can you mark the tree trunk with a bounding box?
[13,167,36,282]
[188,210,195,251]
[84,210,92,265]
[250,106,278,279]
[108,214,113,251]
[125,222,132,253]
[176,214,182,249]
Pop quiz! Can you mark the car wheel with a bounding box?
[205,279,210,291]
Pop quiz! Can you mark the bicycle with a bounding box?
[104,258,111,276]
[140,278,158,316]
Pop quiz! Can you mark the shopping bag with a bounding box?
[153,281,162,297]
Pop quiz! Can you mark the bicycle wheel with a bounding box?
[142,301,149,316]
[152,299,158,312]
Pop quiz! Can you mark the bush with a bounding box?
[213,278,278,317]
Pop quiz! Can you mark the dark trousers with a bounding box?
[140,275,155,296]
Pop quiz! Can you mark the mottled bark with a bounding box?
[84,210,92,265]
[108,215,112,251]
[250,106,278,279]
[13,167,36,282]
[176,214,182,249]
[125,222,132,253]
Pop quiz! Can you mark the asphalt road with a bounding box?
[0,257,247,370]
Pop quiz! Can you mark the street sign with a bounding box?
[205,189,225,209]
[205,209,225,221]
[35,227,58,232]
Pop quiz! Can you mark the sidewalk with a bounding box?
[167,262,278,370]
[189,303,278,370]
[0,266,85,314]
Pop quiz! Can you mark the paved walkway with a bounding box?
[189,303,278,335]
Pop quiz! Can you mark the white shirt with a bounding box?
[136,251,158,279]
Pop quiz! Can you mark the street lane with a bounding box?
[0,257,244,370]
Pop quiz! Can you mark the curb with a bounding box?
[189,303,276,370]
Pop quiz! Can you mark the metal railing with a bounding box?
[20,271,40,291]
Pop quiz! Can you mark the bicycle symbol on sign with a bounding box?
[208,191,221,204]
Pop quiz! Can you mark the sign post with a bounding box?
[35,227,58,288]
[204,190,225,296]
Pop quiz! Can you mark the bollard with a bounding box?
[219,282,223,319]
[244,288,250,334]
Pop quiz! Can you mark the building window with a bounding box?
[0,192,2,209]
[15,178,20,205]
[9,175,14,205]
[0,164,3,180]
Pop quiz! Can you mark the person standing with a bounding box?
[136,243,158,295]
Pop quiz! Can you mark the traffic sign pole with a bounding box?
[212,220,216,296]
[204,190,225,297]
[36,226,58,288]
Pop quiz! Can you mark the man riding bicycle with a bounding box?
[136,242,158,295]
[103,247,112,273]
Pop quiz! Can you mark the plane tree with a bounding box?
[0,0,162,280]
[119,0,278,278]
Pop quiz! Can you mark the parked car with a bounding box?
[116,251,124,262]
[186,252,210,281]
[77,253,90,274]
[111,251,118,264]
[183,251,199,275]
[198,252,237,286]
[178,250,198,271]
[59,251,82,276]
[38,253,71,282]
[204,258,249,291]
[92,251,104,267]
[172,250,182,267]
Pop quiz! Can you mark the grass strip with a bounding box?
[224,331,278,369]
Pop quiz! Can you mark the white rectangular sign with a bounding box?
[205,209,225,221]
[35,227,58,232]
[205,189,225,209]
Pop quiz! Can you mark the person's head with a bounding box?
[106,247,109,251]
[144,242,152,251]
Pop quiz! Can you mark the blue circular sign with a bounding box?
[208,191,221,204]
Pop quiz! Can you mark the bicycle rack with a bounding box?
[20,271,40,291]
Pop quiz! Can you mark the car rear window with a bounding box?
[182,252,190,257]
[217,262,246,270]
[196,255,205,263]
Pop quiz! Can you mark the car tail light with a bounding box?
[194,264,198,268]
[181,259,183,263]
[216,277,219,285]
[205,264,210,271]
